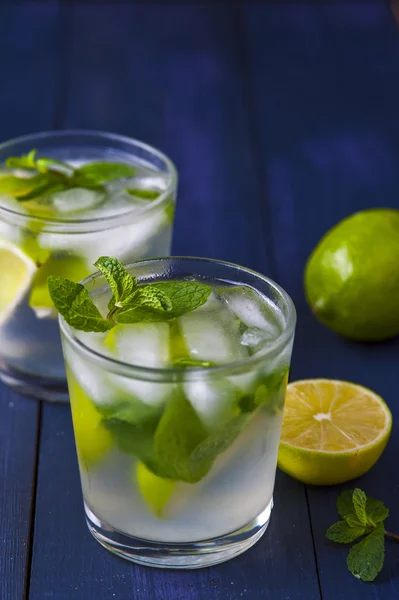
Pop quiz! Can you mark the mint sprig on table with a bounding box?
[47,255,212,332]
[327,488,399,581]
[0,149,137,201]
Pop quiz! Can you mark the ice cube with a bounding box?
[110,322,169,368]
[179,302,247,365]
[52,188,105,216]
[37,208,169,266]
[183,377,237,431]
[63,339,111,405]
[107,322,172,406]
[0,196,27,243]
[220,286,282,339]
[191,291,224,314]
[241,326,274,351]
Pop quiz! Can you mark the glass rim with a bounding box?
[59,256,296,382]
[0,129,178,230]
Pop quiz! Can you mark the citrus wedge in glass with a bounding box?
[0,239,40,326]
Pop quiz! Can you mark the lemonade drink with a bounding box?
[0,131,177,400]
[58,257,296,568]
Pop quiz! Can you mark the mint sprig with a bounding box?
[326,488,399,581]
[47,277,113,333]
[0,149,137,202]
[48,256,212,331]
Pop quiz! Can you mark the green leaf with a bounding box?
[352,489,368,526]
[47,276,113,332]
[154,392,210,483]
[36,157,74,176]
[326,520,366,544]
[238,368,288,414]
[347,523,385,582]
[188,413,248,468]
[126,188,160,201]
[152,281,212,318]
[103,418,161,474]
[114,287,173,324]
[98,398,162,426]
[366,497,389,526]
[337,489,356,518]
[133,286,173,312]
[6,149,37,169]
[94,256,136,308]
[76,162,136,185]
[345,514,365,528]
[0,173,51,198]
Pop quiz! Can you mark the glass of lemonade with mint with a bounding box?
[53,256,296,568]
[0,131,177,401]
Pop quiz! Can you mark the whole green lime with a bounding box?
[304,208,399,341]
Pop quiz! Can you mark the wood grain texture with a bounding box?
[243,2,399,597]
[28,3,320,599]
[0,3,59,599]
[0,387,39,600]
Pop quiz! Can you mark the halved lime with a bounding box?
[135,462,176,518]
[0,239,39,325]
[29,255,90,318]
[68,370,113,470]
[278,379,392,485]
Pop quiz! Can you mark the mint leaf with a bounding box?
[114,287,173,324]
[337,489,356,518]
[3,151,137,202]
[366,497,389,526]
[347,523,385,582]
[6,148,37,169]
[104,418,161,474]
[94,256,136,309]
[0,173,51,198]
[131,286,173,312]
[115,283,206,325]
[48,256,212,331]
[345,514,365,528]
[154,392,210,483]
[189,413,248,467]
[35,157,74,176]
[126,188,160,201]
[352,489,368,526]
[238,368,288,414]
[98,398,161,426]
[113,303,170,324]
[326,521,366,544]
[76,162,136,185]
[152,281,211,318]
[47,276,113,332]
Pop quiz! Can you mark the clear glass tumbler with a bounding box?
[60,257,296,569]
[0,130,177,401]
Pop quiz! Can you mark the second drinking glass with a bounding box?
[0,130,177,401]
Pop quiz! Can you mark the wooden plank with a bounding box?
[29,3,320,599]
[0,3,59,598]
[243,2,399,597]
[0,387,39,600]
[0,2,59,139]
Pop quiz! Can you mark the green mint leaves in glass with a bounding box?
[0,131,177,401]
[55,256,296,569]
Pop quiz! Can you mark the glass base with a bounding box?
[0,363,69,402]
[84,499,272,569]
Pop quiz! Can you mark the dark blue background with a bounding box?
[0,2,399,598]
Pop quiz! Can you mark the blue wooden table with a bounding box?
[1,2,399,598]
